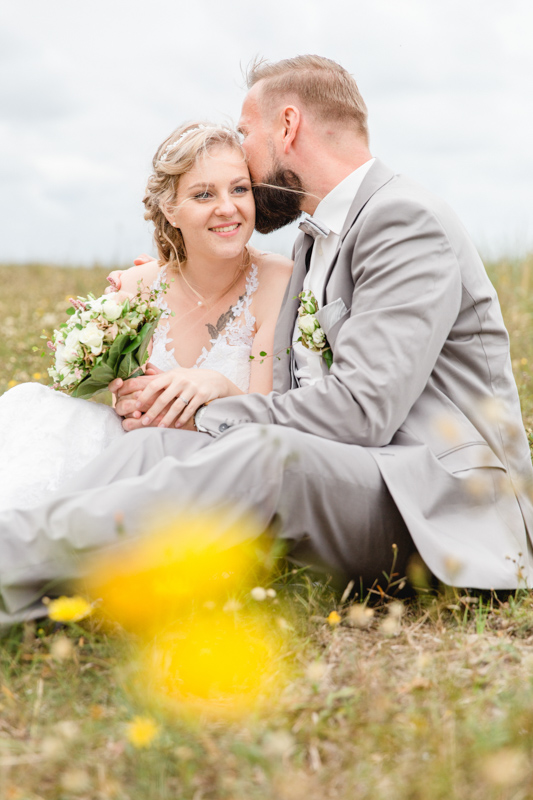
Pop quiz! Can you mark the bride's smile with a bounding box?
[170,145,255,265]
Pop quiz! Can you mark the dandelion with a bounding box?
[327,611,341,626]
[32,372,42,380]
[7,380,17,388]
[125,716,159,748]
[47,595,93,623]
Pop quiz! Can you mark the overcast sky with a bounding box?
[1,0,532,265]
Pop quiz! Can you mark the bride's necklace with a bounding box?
[180,267,243,310]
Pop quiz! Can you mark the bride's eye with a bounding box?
[233,186,249,195]
[193,190,211,200]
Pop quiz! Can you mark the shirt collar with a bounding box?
[312,157,376,236]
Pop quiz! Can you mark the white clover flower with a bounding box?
[298,314,318,335]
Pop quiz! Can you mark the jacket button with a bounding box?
[219,423,230,432]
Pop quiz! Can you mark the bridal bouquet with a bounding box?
[47,284,163,399]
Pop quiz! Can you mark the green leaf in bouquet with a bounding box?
[121,332,144,355]
[66,307,76,316]
[117,351,140,380]
[136,317,161,364]
[103,334,132,371]
[71,363,116,399]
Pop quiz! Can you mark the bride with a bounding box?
[0,123,292,512]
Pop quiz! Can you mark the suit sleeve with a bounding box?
[199,196,463,446]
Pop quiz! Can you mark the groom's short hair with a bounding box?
[246,55,368,141]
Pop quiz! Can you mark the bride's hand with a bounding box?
[136,367,229,429]
[104,254,157,294]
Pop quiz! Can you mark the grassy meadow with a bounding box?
[1,258,533,800]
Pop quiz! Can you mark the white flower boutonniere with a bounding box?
[297,290,333,369]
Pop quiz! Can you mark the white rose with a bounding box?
[312,328,326,347]
[60,367,77,387]
[63,328,83,362]
[80,309,95,324]
[79,323,105,355]
[64,327,82,350]
[100,297,123,322]
[54,343,69,372]
[87,297,105,314]
[298,314,318,335]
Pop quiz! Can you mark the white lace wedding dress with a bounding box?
[0,264,259,512]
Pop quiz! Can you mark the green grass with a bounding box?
[1,259,533,800]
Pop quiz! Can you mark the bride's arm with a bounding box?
[247,252,293,395]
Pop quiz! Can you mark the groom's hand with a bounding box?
[109,364,163,418]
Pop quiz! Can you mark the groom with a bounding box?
[1,55,532,621]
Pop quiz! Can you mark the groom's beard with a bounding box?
[252,166,304,234]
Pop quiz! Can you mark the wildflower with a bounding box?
[32,372,42,380]
[7,380,17,388]
[50,636,74,661]
[251,587,267,601]
[84,511,269,635]
[47,595,93,623]
[60,768,90,792]
[327,610,341,626]
[306,661,327,682]
[347,605,374,628]
[266,588,277,598]
[125,716,159,748]
[482,748,528,786]
[140,612,283,718]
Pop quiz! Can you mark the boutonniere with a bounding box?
[296,290,333,369]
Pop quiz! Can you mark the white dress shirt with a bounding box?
[293,158,375,386]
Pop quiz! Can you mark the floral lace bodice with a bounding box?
[150,263,259,393]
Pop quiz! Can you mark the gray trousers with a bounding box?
[0,425,415,620]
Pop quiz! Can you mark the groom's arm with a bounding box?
[197,196,463,447]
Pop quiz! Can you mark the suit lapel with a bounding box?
[320,159,396,303]
[273,160,396,390]
[273,232,313,392]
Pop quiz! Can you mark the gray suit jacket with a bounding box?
[200,159,533,588]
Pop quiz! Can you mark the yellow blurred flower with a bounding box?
[32,372,42,380]
[47,595,93,623]
[137,612,284,718]
[84,511,269,635]
[7,380,17,388]
[327,611,341,626]
[125,716,159,748]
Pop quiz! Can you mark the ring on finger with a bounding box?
[178,396,190,406]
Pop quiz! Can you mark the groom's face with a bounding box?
[239,86,304,234]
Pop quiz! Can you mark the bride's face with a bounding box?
[171,145,255,263]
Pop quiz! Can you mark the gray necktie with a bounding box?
[298,217,330,239]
